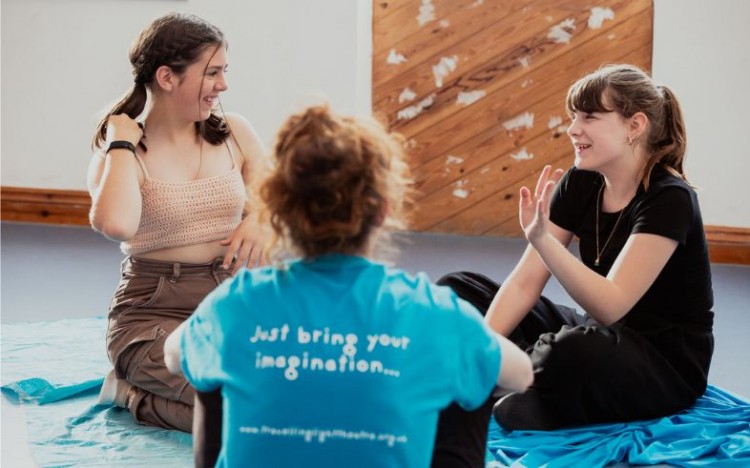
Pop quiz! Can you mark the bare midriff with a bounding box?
[135,239,229,264]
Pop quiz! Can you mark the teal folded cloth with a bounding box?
[487,385,750,467]
[2,377,104,404]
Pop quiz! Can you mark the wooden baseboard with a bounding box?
[704,225,750,265]
[1,186,91,226]
[2,186,750,265]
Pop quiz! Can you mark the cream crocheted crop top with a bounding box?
[120,144,247,256]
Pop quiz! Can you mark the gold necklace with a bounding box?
[594,182,626,267]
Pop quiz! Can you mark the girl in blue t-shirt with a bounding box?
[440,63,714,436]
[164,104,533,467]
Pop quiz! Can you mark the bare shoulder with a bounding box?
[224,112,267,162]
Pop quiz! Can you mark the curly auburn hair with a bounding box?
[259,104,412,258]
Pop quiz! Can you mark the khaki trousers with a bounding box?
[106,256,231,432]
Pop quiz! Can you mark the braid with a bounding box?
[92,13,229,150]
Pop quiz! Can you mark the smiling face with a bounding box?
[567,106,631,171]
[173,44,229,122]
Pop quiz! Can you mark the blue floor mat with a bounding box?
[2,317,192,467]
[3,316,749,467]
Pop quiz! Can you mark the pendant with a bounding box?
[594,259,600,267]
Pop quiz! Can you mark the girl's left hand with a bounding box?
[519,165,564,243]
[220,217,268,274]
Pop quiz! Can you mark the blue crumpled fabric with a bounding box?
[486,385,750,467]
[2,316,192,467]
[3,316,750,467]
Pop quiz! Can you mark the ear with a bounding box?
[153,65,176,92]
[628,112,649,140]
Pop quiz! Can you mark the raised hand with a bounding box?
[106,114,143,147]
[518,165,564,243]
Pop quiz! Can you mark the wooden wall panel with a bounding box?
[373,0,654,237]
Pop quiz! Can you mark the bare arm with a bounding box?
[523,166,678,325]
[495,333,534,391]
[220,112,270,271]
[485,166,573,336]
[532,231,676,324]
[164,321,187,376]
[225,111,268,199]
[87,114,144,241]
[485,224,573,336]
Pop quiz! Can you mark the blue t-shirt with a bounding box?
[180,254,501,468]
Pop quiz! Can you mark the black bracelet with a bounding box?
[106,140,137,155]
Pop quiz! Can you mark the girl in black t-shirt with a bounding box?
[435,64,714,446]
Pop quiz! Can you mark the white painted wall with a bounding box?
[1,0,747,227]
[653,0,750,227]
[0,0,372,187]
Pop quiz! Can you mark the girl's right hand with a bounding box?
[105,114,143,147]
[519,165,563,243]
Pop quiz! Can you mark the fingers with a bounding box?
[534,180,556,219]
[222,249,235,271]
[535,195,546,220]
[258,249,270,267]
[518,186,532,227]
[534,165,552,198]
[107,114,143,143]
[519,186,531,207]
[542,179,556,206]
[245,244,261,273]
[549,168,565,184]
[233,238,265,274]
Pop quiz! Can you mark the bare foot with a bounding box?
[98,369,133,407]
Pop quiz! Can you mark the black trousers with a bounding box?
[435,272,710,436]
[428,271,587,467]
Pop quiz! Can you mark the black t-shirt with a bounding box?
[549,165,713,332]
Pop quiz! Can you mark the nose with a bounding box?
[216,73,229,92]
[567,118,580,138]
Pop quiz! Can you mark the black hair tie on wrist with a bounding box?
[106,140,137,155]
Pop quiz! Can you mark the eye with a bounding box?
[584,113,596,120]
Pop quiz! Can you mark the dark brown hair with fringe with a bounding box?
[566,63,688,188]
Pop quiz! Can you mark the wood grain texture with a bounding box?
[374,0,653,236]
[1,186,91,226]
[1,187,748,264]
[373,1,750,264]
[705,225,750,266]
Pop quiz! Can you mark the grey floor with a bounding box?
[1,222,749,467]
[2,222,749,397]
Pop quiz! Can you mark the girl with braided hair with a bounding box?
[87,12,267,448]
[164,104,533,467]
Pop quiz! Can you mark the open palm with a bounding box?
[519,166,564,243]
